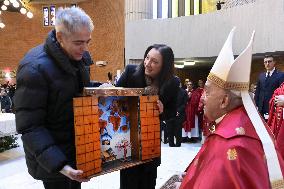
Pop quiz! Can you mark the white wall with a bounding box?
[125,0,284,60]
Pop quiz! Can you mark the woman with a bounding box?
[116,44,179,189]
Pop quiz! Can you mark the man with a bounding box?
[14,7,94,189]
[183,78,190,89]
[183,80,204,143]
[254,54,284,120]
[182,80,193,142]
[0,88,12,113]
[249,83,257,99]
[178,28,284,188]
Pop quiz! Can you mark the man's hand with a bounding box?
[275,95,284,107]
[60,165,90,182]
[157,100,164,114]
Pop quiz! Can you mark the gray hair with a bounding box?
[225,89,243,111]
[55,7,94,35]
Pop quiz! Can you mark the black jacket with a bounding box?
[254,69,284,114]
[14,30,93,181]
[176,87,188,122]
[116,64,179,121]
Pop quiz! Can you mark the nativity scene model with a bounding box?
[73,87,161,178]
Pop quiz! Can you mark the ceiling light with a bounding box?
[20,7,26,14]
[3,0,10,6]
[174,64,184,69]
[184,61,195,66]
[9,0,16,3]
[5,72,11,79]
[1,5,7,11]
[0,22,5,28]
[27,11,33,18]
[13,1,19,8]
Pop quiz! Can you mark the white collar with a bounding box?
[266,67,275,77]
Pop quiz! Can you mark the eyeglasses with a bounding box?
[264,60,273,64]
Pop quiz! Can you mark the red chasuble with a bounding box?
[268,83,284,160]
[180,106,284,189]
[183,88,203,132]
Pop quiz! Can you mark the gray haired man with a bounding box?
[14,7,94,189]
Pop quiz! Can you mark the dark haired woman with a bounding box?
[116,44,179,189]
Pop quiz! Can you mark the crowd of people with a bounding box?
[0,82,15,113]
[11,6,284,189]
[163,53,284,153]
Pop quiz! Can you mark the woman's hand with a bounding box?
[275,95,284,107]
[157,100,164,114]
[60,165,90,182]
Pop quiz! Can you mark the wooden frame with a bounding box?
[73,87,161,178]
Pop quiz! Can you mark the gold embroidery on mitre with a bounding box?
[207,73,249,90]
[271,179,284,189]
[235,127,245,135]
[227,148,238,160]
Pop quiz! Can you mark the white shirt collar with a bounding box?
[266,67,275,77]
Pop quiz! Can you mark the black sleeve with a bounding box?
[116,65,136,87]
[177,89,188,113]
[254,77,261,108]
[159,77,180,120]
[160,77,179,104]
[14,62,67,173]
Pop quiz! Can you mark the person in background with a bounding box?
[183,80,204,143]
[196,79,205,141]
[14,7,95,189]
[182,80,193,142]
[171,78,188,147]
[0,88,12,113]
[249,83,257,99]
[116,44,179,189]
[254,54,284,121]
[183,78,190,89]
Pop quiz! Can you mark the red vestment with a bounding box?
[267,82,284,160]
[183,88,203,132]
[180,106,284,189]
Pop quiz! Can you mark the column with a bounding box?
[125,0,153,65]
[125,0,153,21]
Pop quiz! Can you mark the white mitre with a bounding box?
[208,27,250,91]
[208,27,283,187]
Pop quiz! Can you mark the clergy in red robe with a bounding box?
[268,82,284,160]
[183,88,203,131]
[178,28,284,189]
[180,106,284,189]
[183,80,204,141]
